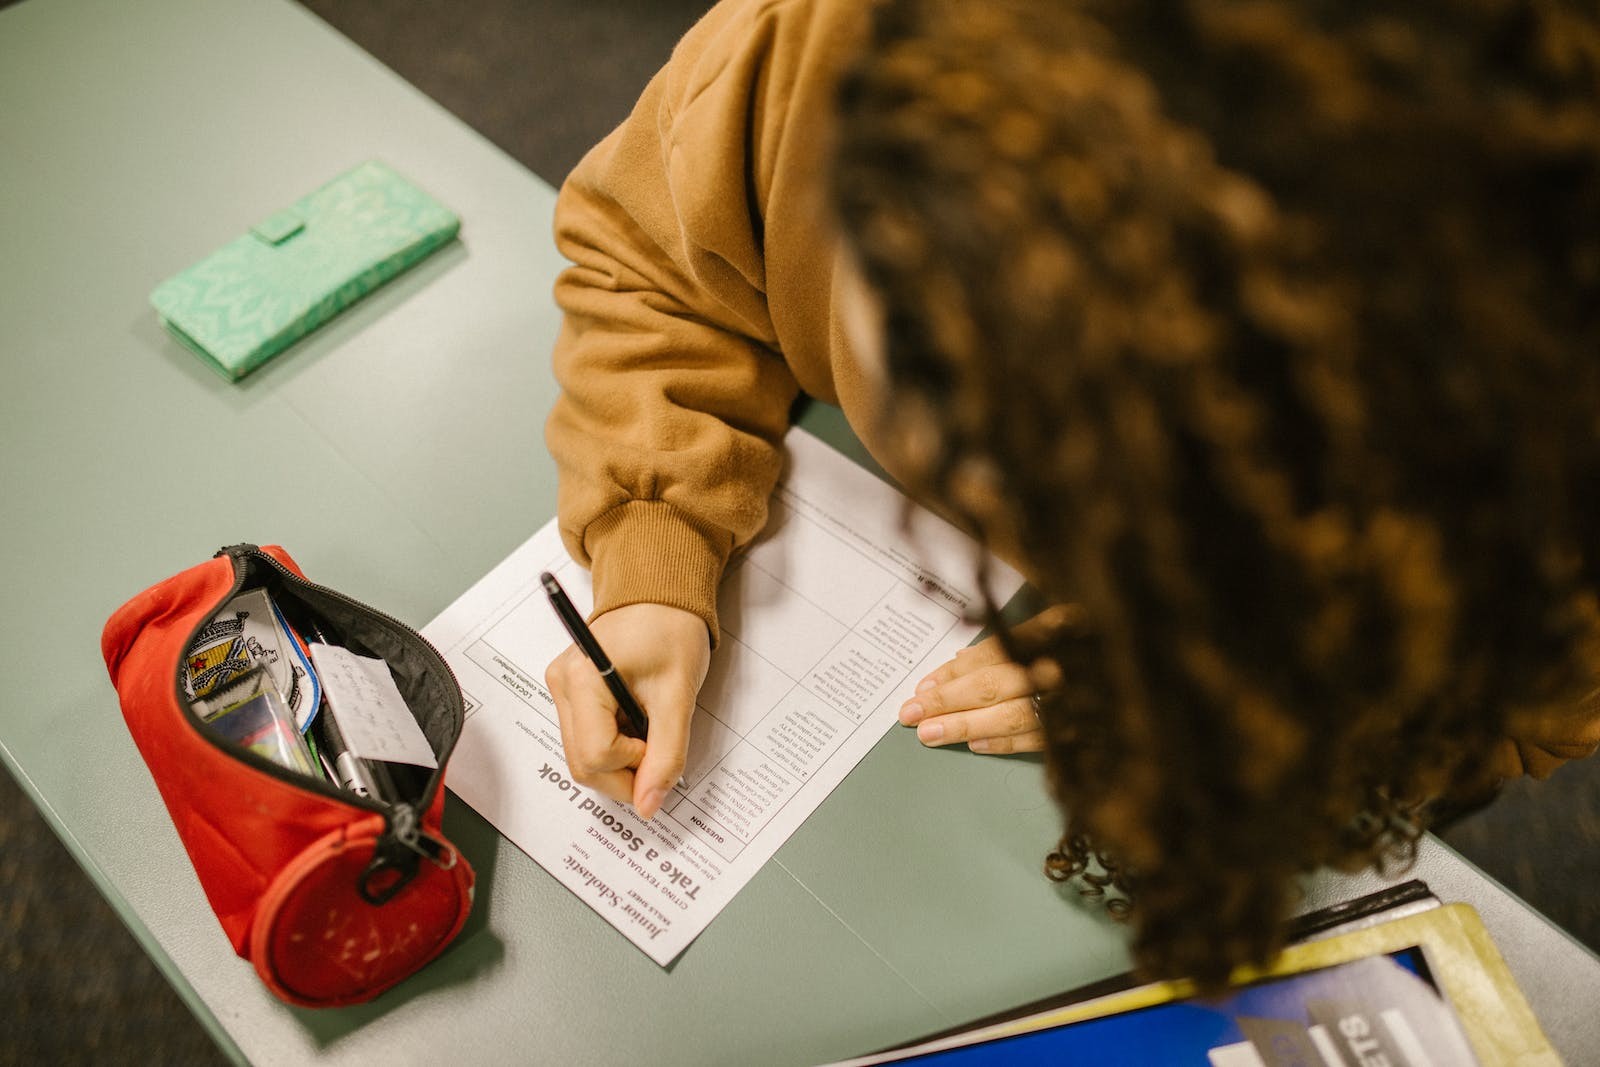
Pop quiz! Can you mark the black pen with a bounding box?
[541,571,650,739]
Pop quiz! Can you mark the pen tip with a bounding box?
[540,571,559,593]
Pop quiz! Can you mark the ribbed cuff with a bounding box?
[583,500,732,646]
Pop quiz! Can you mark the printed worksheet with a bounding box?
[424,428,1024,964]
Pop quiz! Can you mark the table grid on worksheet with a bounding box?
[462,491,962,863]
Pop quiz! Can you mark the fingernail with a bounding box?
[899,700,925,725]
[637,786,667,818]
[916,677,937,693]
[969,739,991,753]
[918,720,944,744]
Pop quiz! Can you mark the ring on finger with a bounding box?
[1030,691,1044,725]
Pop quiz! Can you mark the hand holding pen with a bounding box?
[540,573,711,820]
[542,572,650,738]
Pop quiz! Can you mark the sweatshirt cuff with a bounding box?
[583,500,732,646]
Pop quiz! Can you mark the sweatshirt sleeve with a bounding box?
[546,0,821,644]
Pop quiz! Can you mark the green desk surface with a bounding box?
[2,1,1596,1063]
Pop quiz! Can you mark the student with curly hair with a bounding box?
[543,0,1600,983]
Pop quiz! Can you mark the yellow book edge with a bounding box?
[940,903,1557,1067]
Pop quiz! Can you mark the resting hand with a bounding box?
[545,602,710,819]
[897,607,1071,755]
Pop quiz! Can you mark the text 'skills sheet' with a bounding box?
[424,429,1023,964]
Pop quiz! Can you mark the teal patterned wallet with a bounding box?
[151,160,460,381]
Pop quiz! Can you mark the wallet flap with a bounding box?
[250,207,306,246]
[150,160,460,380]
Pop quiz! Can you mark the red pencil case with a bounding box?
[101,544,475,1007]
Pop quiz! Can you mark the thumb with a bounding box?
[633,705,691,820]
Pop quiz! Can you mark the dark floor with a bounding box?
[5,0,1599,1063]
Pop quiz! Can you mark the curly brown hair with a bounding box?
[830,0,1600,986]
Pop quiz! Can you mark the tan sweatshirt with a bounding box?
[546,0,1600,772]
[547,0,883,641]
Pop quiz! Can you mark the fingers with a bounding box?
[900,653,1041,753]
[895,608,1084,756]
[633,696,692,820]
[903,654,1032,721]
[896,646,1030,739]
[932,697,1044,753]
[592,603,708,818]
[546,600,712,819]
[912,694,1041,747]
[968,728,1046,755]
[912,634,1014,694]
[906,609,1073,705]
[546,645,647,806]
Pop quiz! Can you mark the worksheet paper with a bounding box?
[423,428,1023,965]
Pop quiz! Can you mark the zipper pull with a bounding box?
[215,543,260,560]
[388,802,459,870]
[357,802,456,904]
[359,802,423,905]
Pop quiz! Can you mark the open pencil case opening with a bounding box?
[102,544,475,1007]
